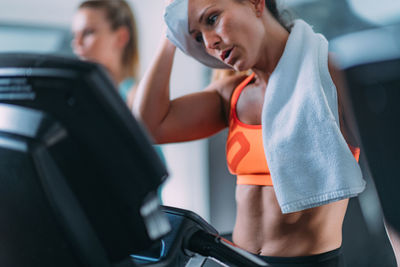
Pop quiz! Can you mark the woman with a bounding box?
[71,0,165,173]
[71,0,139,108]
[134,0,365,266]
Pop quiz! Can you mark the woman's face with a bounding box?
[188,0,265,71]
[71,8,120,70]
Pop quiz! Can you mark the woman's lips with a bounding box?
[226,48,235,65]
[221,47,234,64]
[221,48,232,61]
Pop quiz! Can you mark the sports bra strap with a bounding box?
[230,73,256,113]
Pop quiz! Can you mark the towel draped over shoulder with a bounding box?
[261,20,366,214]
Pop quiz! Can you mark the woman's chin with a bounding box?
[232,61,247,72]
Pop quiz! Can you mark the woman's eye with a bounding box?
[83,29,95,37]
[206,14,218,25]
[195,33,203,43]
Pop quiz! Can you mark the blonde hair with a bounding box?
[79,0,139,80]
[211,69,251,82]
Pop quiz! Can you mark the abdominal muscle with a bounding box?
[232,185,349,257]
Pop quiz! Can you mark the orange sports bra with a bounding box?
[226,73,360,186]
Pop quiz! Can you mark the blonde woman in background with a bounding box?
[71,0,165,169]
[71,0,139,108]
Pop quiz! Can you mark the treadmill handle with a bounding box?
[186,230,269,267]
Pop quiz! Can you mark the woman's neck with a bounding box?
[252,16,289,83]
[108,63,126,86]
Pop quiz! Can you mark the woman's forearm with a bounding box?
[133,37,176,135]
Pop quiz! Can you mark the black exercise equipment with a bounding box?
[0,53,267,267]
[331,23,400,232]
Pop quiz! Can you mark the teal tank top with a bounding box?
[118,78,165,164]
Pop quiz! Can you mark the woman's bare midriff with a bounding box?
[232,184,349,257]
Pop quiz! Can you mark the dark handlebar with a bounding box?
[186,230,269,267]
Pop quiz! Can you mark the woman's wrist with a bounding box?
[159,35,176,54]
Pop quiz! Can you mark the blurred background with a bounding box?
[0,0,399,266]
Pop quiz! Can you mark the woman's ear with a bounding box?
[116,26,130,49]
[248,0,265,17]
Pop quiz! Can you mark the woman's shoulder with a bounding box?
[119,77,136,100]
[205,73,249,102]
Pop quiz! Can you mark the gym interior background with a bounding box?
[0,0,399,266]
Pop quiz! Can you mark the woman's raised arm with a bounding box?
[133,36,176,137]
[133,35,239,144]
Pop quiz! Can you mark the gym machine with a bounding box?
[0,54,267,267]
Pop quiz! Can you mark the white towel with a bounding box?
[262,20,366,214]
[164,0,230,69]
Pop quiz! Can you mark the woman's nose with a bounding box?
[71,34,83,50]
[203,31,220,50]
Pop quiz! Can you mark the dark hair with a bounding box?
[79,0,139,80]
[235,0,292,31]
[264,0,293,31]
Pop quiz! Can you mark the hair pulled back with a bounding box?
[236,0,292,31]
[79,0,139,79]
